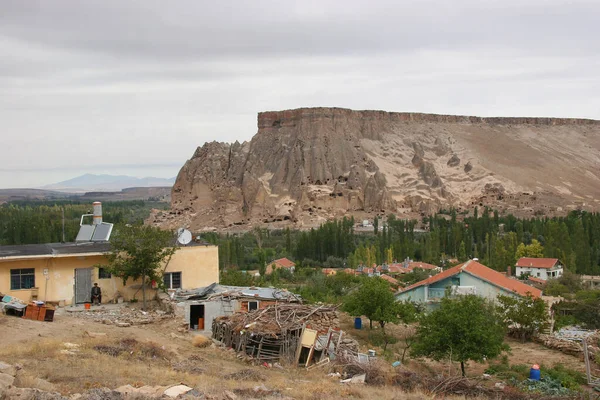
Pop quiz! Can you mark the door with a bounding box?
[190,304,205,330]
[75,268,93,304]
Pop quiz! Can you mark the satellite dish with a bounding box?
[176,228,192,245]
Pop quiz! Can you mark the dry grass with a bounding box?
[191,334,211,348]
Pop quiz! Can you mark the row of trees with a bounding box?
[0,200,167,245]
[4,199,600,275]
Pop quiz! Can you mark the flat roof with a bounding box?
[0,239,214,260]
[0,242,111,259]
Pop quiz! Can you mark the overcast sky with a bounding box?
[1,0,599,188]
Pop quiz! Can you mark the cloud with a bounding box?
[0,0,599,187]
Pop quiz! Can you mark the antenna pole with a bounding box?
[62,207,65,243]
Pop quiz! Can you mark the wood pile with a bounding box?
[215,304,339,336]
[211,304,350,364]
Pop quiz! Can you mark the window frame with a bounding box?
[248,300,259,311]
[163,272,182,289]
[98,267,112,279]
[10,268,36,290]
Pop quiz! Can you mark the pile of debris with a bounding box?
[212,304,359,365]
[534,327,600,362]
[0,295,27,317]
[69,306,172,327]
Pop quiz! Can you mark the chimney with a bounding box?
[92,202,103,225]
[507,265,511,277]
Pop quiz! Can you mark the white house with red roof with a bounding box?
[515,258,563,281]
[265,257,296,275]
[396,259,541,308]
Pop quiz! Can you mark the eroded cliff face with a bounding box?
[153,108,600,230]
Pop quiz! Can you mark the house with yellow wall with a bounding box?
[0,241,218,306]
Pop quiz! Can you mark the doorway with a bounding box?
[190,304,205,330]
[74,268,93,304]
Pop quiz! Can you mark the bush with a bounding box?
[541,364,585,391]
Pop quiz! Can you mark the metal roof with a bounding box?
[175,283,302,302]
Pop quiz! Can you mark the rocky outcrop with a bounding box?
[151,107,600,230]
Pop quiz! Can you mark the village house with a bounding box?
[265,257,296,275]
[0,241,219,306]
[515,257,564,280]
[581,275,600,290]
[396,259,541,308]
[174,283,302,331]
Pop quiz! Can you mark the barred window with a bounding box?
[98,268,112,279]
[163,272,181,289]
[10,268,35,290]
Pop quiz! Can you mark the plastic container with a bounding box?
[84,303,91,310]
[354,317,362,329]
[530,364,541,381]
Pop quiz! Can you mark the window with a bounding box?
[10,269,35,290]
[163,272,181,289]
[248,301,259,311]
[98,268,112,279]
[537,272,541,277]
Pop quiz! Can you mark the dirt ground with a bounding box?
[0,308,593,399]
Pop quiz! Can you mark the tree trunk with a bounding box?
[460,361,466,377]
[142,275,147,311]
[369,319,373,329]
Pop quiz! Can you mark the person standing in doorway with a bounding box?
[91,283,102,306]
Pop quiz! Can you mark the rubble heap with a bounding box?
[534,328,600,363]
[69,306,173,327]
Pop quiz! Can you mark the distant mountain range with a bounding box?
[42,174,176,192]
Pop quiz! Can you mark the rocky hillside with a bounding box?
[150,108,600,231]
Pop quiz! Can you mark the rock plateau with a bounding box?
[150,107,600,231]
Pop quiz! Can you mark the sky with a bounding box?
[1,0,599,188]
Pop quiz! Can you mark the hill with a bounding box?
[151,107,600,231]
[43,173,175,192]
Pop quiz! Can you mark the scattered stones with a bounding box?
[0,361,16,377]
[70,306,172,326]
[163,384,193,398]
[0,372,16,389]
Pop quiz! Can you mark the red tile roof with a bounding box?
[516,258,560,269]
[527,276,547,285]
[399,260,542,298]
[408,262,439,270]
[271,257,295,268]
[380,274,399,285]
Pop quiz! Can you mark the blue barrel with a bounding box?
[529,368,541,381]
[354,317,362,329]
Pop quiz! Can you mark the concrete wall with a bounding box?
[0,244,219,305]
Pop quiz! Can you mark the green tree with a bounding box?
[515,239,544,259]
[343,277,405,330]
[99,225,177,310]
[412,295,508,376]
[497,294,548,342]
[458,241,467,262]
